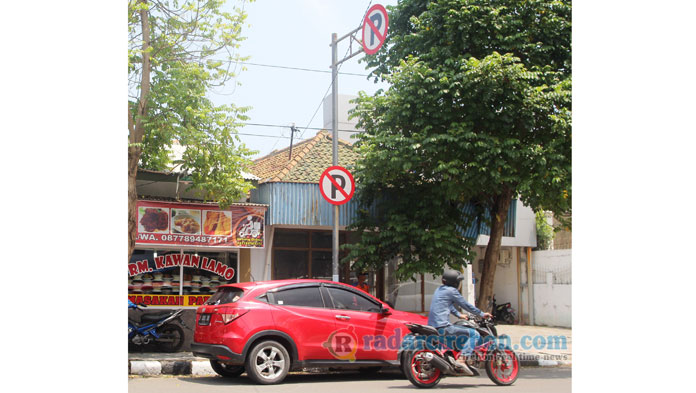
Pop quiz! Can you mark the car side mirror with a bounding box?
[381,306,392,316]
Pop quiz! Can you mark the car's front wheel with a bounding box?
[245,340,290,385]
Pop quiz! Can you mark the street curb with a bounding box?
[128,355,570,376]
[129,360,216,376]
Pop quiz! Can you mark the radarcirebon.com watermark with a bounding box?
[321,326,568,361]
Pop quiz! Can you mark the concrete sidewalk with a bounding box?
[129,324,572,376]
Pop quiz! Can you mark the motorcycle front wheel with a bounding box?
[155,324,184,352]
[485,348,519,386]
[403,350,442,388]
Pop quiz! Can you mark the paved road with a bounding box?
[128,367,571,392]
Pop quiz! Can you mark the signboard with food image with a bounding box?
[136,200,266,248]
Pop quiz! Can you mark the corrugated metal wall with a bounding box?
[250,182,361,227]
[250,182,515,237]
[460,200,516,238]
[478,200,517,237]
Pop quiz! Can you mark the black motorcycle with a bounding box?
[492,295,516,325]
[400,316,519,388]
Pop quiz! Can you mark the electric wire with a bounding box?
[239,62,369,77]
[241,122,361,133]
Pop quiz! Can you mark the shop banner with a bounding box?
[128,253,235,279]
[136,200,266,248]
[128,294,212,308]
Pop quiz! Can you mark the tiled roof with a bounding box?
[250,130,360,184]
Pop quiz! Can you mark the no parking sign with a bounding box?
[319,166,355,206]
[362,4,389,55]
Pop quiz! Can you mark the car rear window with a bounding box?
[271,286,325,308]
[204,287,244,305]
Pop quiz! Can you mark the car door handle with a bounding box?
[335,315,351,321]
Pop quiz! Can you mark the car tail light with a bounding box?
[219,308,248,324]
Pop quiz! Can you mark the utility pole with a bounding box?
[288,124,299,160]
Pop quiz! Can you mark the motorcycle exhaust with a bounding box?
[423,352,456,375]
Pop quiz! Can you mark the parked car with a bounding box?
[192,279,427,384]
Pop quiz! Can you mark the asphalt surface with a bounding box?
[128,367,571,392]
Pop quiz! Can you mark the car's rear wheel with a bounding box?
[245,340,290,385]
[210,360,244,378]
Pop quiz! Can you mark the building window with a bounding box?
[272,229,349,281]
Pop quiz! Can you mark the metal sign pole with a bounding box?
[331,32,340,282]
[329,15,378,281]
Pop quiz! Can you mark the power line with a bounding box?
[237,132,294,139]
[240,62,369,77]
[242,122,361,133]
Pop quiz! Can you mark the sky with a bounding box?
[214,0,399,159]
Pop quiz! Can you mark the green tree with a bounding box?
[535,211,555,250]
[347,0,571,311]
[128,0,255,259]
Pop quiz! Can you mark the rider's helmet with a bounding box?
[442,270,464,288]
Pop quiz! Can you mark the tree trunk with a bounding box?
[128,145,142,259]
[476,189,513,313]
[128,1,151,260]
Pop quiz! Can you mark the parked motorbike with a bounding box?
[492,295,516,325]
[400,316,519,388]
[128,300,188,352]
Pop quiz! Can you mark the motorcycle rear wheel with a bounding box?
[403,350,442,388]
[485,348,519,386]
[155,324,184,352]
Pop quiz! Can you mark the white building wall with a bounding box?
[531,249,572,328]
[323,94,362,144]
[533,283,571,328]
[249,248,266,282]
[490,251,519,311]
[394,279,421,312]
[476,199,537,248]
[472,246,522,316]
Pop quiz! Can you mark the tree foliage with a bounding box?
[346,0,571,306]
[535,211,555,250]
[128,0,255,257]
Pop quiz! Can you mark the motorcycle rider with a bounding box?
[427,269,492,375]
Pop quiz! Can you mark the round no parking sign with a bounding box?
[319,166,355,206]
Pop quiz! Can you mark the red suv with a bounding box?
[192,279,426,384]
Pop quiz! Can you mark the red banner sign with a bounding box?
[136,200,266,248]
[128,294,211,308]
